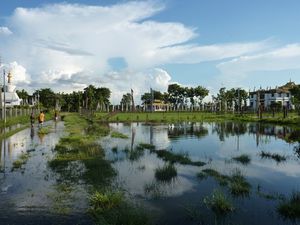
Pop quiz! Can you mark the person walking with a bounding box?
[38,111,45,127]
[30,112,35,126]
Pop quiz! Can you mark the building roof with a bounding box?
[250,81,297,94]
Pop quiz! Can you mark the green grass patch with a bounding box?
[260,151,287,163]
[232,154,251,165]
[89,190,150,225]
[155,150,206,167]
[155,164,177,182]
[138,143,156,150]
[200,168,251,196]
[111,131,128,139]
[278,192,300,220]
[203,189,235,215]
[38,126,52,135]
[12,152,29,170]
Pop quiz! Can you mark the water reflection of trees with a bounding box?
[168,123,208,139]
[212,122,247,142]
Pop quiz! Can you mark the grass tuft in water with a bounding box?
[89,190,150,225]
[138,143,156,150]
[37,126,51,135]
[232,154,251,165]
[111,131,128,139]
[203,189,235,215]
[155,164,177,182]
[278,192,300,220]
[12,152,29,169]
[201,169,229,186]
[229,170,251,197]
[260,151,286,163]
[156,150,206,167]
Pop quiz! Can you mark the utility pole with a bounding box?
[0,56,2,120]
[3,69,6,124]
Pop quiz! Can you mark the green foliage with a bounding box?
[12,152,29,169]
[138,143,156,150]
[155,164,177,182]
[111,131,128,139]
[203,190,235,215]
[232,154,251,165]
[155,150,206,166]
[37,126,51,135]
[278,192,300,219]
[260,151,287,163]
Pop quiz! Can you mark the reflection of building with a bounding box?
[144,100,170,112]
[249,81,296,110]
[1,71,21,107]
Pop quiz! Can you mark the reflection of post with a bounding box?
[150,125,153,145]
[131,126,136,151]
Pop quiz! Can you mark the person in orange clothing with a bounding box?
[38,111,45,127]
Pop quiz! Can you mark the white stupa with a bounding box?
[1,71,21,107]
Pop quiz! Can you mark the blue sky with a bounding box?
[0,0,300,102]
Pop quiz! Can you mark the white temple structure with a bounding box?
[1,71,21,107]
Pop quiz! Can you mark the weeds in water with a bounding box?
[232,154,251,165]
[12,152,29,170]
[229,170,251,197]
[38,126,51,135]
[260,151,286,163]
[196,172,208,180]
[201,169,229,186]
[203,189,235,215]
[111,131,128,139]
[200,168,251,197]
[138,143,156,150]
[156,150,206,167]
[111,147,118,153]
[155,164,177,182]
[278,192,300,220]
[89,190,150,225]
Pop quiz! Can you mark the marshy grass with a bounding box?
[138,143,156,151]
[232,154,251,165]
[155,150,206,167]
[111,131,129,139]
[277,192,300,220]
[200,168,251,196]
[12,152,29,169]
[37,126,52,135]
[203,189,235,215]
[89,190,150,225]
[260,151,287,163]
[229,170,251,197]
[111,146,118,153]
[155,164,177,182]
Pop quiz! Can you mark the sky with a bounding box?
[0,0,300,103]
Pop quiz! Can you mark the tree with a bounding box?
[167,84,185,108]
[193,86,209,108]
[83,85,96,110]
[141,90,164,104]
[290,85,300,115]
[16,89,29,105]
[33,88,56,109]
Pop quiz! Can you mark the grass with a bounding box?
[111,131,128,139]
[138,143,156,151]
[203,189,235,215]
[232,154,251,165]
[155,150,206,166]
[260,151,287,163]
[12,152,29,170]
[155,164,177,182]
[94,111,300,126]
[278,192,300,220]
[89,190,150,225]
[200,168,251,196]
[229,170,251,197]
[37,126,52,135]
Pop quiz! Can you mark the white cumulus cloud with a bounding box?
[0,1,272,103]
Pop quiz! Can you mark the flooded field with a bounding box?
[0,120,300,225]
[102,122,300,225]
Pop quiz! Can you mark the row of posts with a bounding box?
[0,108,34,119]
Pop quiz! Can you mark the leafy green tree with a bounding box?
[33,88,56,109]
[290,85,300,114]
[16,89,29,105]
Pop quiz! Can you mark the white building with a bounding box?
[1,71,21,107]
[249,82,295,110]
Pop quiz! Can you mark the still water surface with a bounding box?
[102,122,300,225]
[0,121,299,225]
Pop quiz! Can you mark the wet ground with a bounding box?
[0,121,300,225]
